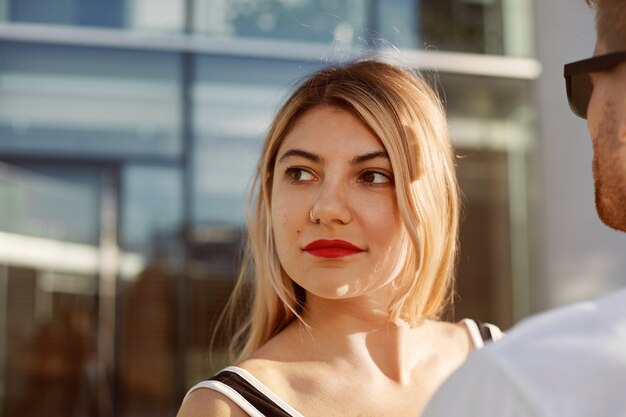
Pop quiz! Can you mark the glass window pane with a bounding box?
[455,149,513,326]
[117,164,184,416]
[194,0,368,47]
[420,0,504,54]
[118,262,179,417]
[376,0,420,49]
[0,162,100,245]
[8,0,124,27]
[121,164,183,254]
[2,266,100,417]
[439,73,535,328]
[2,0,534,56]
[0,164,103,417]
[4,0,185,32]
[0,43,181,159]
[192,56,317,225]
[418,0,534,57]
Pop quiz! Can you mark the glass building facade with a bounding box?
[0,1,538,416]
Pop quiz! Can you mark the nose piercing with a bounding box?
[309,209,320,224]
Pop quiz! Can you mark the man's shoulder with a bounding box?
[422,289,626,417]
[495,287,626,352]
[471,287,626,400]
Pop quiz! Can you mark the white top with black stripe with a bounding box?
[183,319,503,417]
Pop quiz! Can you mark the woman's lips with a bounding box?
[303,239,365,259]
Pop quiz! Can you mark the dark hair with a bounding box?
[586,0,626,51]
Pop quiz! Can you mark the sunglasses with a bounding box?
[563,51,626,119]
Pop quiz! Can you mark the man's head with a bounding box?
[586,0,626,54]
[569,0,626,231]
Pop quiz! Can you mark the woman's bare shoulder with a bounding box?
[425,319,474,355]
[176,387,248,417]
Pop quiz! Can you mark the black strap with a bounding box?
[210,371,295,417]
[474,320,494,342]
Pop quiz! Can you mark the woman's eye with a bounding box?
[286,168,314,182]
[360,171,391,185]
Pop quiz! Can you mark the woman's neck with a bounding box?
[286,293,426,384]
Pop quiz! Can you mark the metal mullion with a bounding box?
[175,0,195,405]
[507,143,531,323]
[0,265,7,417]
[0,22,542,79]
[97,165,119,417]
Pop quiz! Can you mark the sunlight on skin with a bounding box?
[271,106,405,307]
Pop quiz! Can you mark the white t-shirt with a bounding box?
[422,288,626,417]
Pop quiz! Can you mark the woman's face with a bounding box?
[270,106,404,300]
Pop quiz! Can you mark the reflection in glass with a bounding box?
[192,56,315,225]
[185,227,244,381]
[194,0,367,46]
[5,0,184,31]
[8,0,125,27]
[121,164,183,255]
[118,164,183,417]
[0,43,181,159]
[376,0,420,49]
[0,163,100,245]
[119,260,177,417]
[441,73,534,327]
[420,0,504,54]
[418,0,534,57]
[2,0,534,56]
[4,267,100,417]
[455,149,513,326]
[0,164,104,417]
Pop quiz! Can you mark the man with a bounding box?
[421,0,626,416]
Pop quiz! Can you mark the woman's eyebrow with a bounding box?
[351,151,389,165]
[277,149,389,165]
[277,149,322,163]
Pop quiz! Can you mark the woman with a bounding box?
[177,59,501,417]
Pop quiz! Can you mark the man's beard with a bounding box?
[592,103,626,232]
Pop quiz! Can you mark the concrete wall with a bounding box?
[532,0,626,312]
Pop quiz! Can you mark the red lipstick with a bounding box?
[303,239,365,259]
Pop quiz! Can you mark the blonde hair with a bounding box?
[223,59,459,362]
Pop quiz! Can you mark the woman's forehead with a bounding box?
[276,106,387,160]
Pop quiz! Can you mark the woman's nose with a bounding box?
[310,181,352,225]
